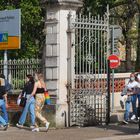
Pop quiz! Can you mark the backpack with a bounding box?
[5,79,12,92]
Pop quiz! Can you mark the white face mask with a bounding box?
[130,77,135,81]
[138,74,140,80]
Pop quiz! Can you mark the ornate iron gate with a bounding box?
[68,9,110,126]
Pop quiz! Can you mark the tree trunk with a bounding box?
[122,19,133,72]
[135,9,140,71]
[135,17,140,71]
[125,36,132,71]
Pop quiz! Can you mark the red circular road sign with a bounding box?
[108,54,120,69]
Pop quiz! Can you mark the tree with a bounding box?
[83,0,114,15]
[83,0,137,72]
[110,0,137,71]
[0,0,45,59]
[135,0,140,71]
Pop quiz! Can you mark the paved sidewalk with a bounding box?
[1,123,140,140]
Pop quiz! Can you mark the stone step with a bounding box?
[110,110,125,123]
[110,104,130,122]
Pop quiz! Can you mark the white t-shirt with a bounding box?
[137,74,140,81]
[127,81,140,89]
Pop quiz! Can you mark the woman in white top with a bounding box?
[131,72,140,120]
[123,73,139,124]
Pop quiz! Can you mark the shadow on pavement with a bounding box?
[96,122,139,135]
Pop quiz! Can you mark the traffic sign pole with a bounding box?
[108,54,120,113]
[111,27,115,113]
[106,60,111,125]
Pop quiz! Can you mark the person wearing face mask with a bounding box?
[123,73,139,124]
[133,71,140,121]
[128,73,140,121]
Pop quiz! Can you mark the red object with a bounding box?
[108,54,120,69]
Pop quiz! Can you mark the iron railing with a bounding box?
[0,58,42,90]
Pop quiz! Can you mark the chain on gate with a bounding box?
[68,8,110,126]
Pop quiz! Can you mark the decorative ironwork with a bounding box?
[68,7,110,126]
[85,54,94,64]
[70,89,107,126]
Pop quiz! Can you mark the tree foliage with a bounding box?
[110,0,137,71]
[83,0,114,15]
[83,0,140,72]
[0,0,45,59]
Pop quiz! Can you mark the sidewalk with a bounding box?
[1,123,140,140]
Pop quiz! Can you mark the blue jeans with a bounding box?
[19,96,35,125]
[124,100,131,121]
[1,102,8,123]
[0,99,7,125]
[131,94,137,116]
[137,93,140,107]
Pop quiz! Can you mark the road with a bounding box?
[1,123,140,140]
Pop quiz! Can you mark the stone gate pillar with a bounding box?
[43,0,83,127]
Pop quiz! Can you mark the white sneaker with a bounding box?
[32,128,39,132]
[131,115,136,120]
[138,133,140,135]
[16,123,23,128]
[123,120,128,124]
[0,124,4,128]
[30,125,35,129]
[45,122,50,130]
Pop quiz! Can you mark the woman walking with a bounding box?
[30,72,50,132]
[0,77,8,130]
[16,74,36,129]
[0,74,9,126]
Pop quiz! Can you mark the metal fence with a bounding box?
[0,58,42,90]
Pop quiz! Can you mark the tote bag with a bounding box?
[17,92,27,107]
